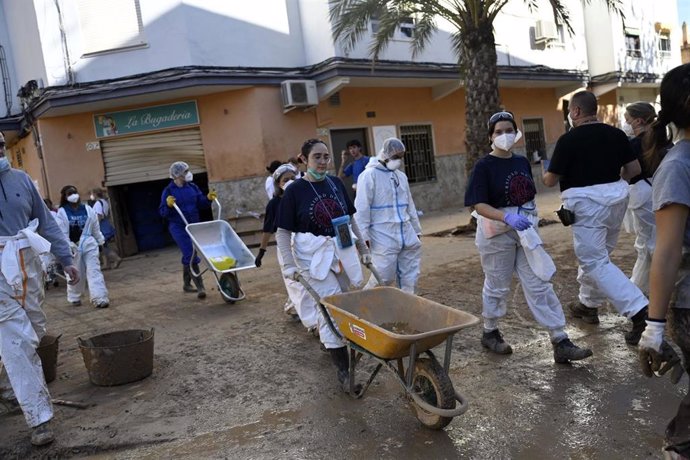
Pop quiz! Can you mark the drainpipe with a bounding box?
[32,123,51,201]
[54,0,74,85]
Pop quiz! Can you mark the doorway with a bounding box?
[330,128,370,200]
[110,174,212,256]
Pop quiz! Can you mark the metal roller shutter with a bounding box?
[102,128,206,186]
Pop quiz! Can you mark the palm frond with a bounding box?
[329,0,387,54]
[410,13,437,59]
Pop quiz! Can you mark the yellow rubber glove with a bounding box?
[207,189,217,201]
[166,195,176,208]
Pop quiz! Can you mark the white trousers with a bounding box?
[277,250,318,329]
[0,247,53,427]
[296,270,345,349]
[67,238,108,304]
[365,228,421,294]
[627,181,655,294]
[476,226,567,337]
[571,199,648,317]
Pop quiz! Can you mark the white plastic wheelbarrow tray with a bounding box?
[173,199,255,303]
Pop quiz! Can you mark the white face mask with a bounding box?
[622,121,635,137]
[185,171,193,182]
[281,179,294,191]
[385,159,402,170]
[67,193,80,203]
[492,130,522,151]
[567,113,575,128]
[0,156,9,172]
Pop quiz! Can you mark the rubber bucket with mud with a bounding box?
[36,334,61,384]
[78,328,154,386]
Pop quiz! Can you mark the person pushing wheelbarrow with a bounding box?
[159,161,217,299]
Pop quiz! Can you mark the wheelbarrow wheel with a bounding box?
[410,358,455,430]
[219,273,240,304]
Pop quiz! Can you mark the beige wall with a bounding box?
[197,87,316,181]
[7,133,46,197]
[317,86,567,155]
[37,114,106,202]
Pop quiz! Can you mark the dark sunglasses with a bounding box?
[0,142,5,148]
[488,111,514,127]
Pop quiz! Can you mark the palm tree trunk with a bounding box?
[461,21,501,180]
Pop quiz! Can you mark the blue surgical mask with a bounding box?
[0,156,9,172]
[307,168,327,181]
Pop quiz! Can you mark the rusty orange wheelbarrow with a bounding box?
[298,273,479,430]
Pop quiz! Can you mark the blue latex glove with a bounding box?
[503,213,533,231]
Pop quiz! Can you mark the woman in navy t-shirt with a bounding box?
[464,111,591,363]
[276,139,370,393]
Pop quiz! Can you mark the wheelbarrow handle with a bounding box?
[213,198,222,221]
[364,262,384,286]
[295,273,344,341]
[172,202,189,226]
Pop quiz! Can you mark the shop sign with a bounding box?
[93,101,199,138]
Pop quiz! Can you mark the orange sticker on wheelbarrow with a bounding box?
[349,323,366,340]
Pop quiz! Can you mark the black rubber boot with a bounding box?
[191,263,206,299]
[329,347,349,385]
[329,347,361,394]
[182,266,196,293]
[625,306,648,345]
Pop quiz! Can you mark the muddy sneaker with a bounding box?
[568,302,600,324]
[553,338,593,364]
[625,306,648,345]
[481,329,513,355]
[94,301,109,309]
[31,421,55,446]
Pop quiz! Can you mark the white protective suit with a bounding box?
[355,158,422,293]
[56,205,109,305]
[291,232,363,349]
[623,179,655,294]
[277,248,318,329]
[475,206,567,340]
[0,223,54,427]
[562,180,648,317]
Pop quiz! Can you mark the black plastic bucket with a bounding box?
[78,328,154,386]
[36,334,61,384]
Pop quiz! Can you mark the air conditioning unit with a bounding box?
[535,20,559,43]
[281,80,318,108]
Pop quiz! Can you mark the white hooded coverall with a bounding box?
[354,159,422,293]
[56,205,109,305]
[0,226,54,427]
[623,179,655,294]
[562,180,648,317]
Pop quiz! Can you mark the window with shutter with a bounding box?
[77,0,146,55]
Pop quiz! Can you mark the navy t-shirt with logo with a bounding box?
[464,154,537,208]
[277,176,355,237]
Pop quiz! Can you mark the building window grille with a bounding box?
[399,124,436,184]
[523,118,547,162]
[625,33,641,58]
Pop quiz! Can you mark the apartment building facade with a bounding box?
[0,0,681,255]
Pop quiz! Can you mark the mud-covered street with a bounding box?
[0,191,685,459]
